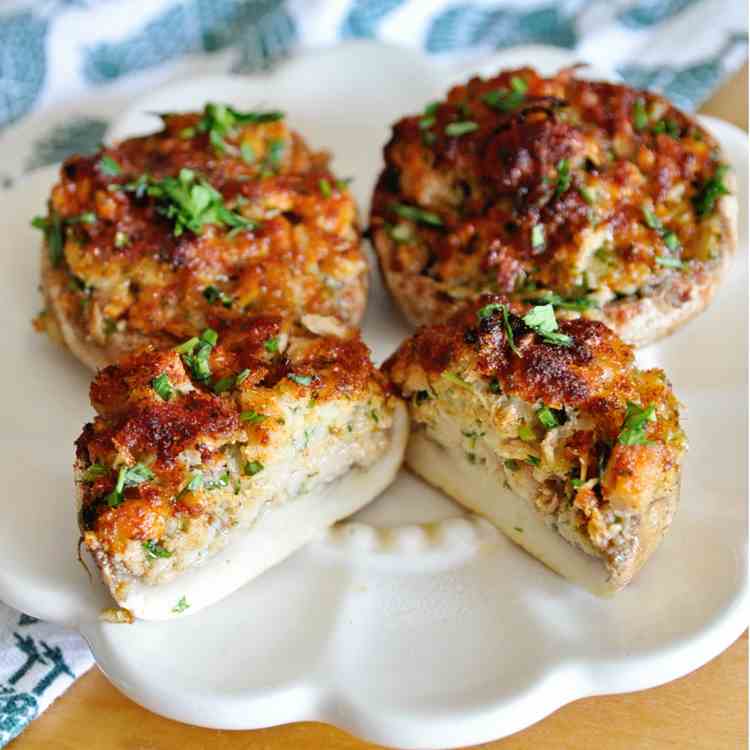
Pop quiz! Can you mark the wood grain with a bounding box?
[8,61,748,750]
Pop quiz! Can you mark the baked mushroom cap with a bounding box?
[383,296,686,593]
[35,103,367,371]
[370,67,736,345]
[75,315,407,619]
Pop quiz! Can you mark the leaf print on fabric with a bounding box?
[231,2,297,73]
[340,0,406,38]
[425,3,581,54]
[618,0,700,29]
[0,10,49,128]
[0,687,38,747]
[25,117,109,172]
[618,32,749,110]
[83,0,288,85]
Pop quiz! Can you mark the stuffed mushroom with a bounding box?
[371,68,736,345]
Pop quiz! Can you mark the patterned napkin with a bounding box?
[0,0,746,744]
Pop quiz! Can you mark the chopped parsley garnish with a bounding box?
[578,185,595,205]
[392,202,443,227]
[477,303,502,320]
[120,168,257,237]
[652,119,680,138]
[571,478,586,488]
[655,256,685,269]
[177,328,218,382]
[205,471,230,490]
[203,285,232,308]
[288,373,313,386]
[522,305,572,347]
[240,410,266,424]
[388,223,413,243]
[617,401,656,445]
[264,337,279,353]
[105,463,154,507]
[81,464,107,482]
[518,424,535,442]
[177,472,204,499]
[319,178,332,198]
[196,102,283,153]
[31,213,65,267]
[240,142,255,164]
[554,159,571,197]
[98,155,122,176]
[172,596,190,614]
[489,378,501,394]
[531,224,545,249]
[445,121,478,137]
[537,406,559,429]
[265,138,285,172]
[114,231,130,248]
[692,164,730,217]
[525,291,596,312]
[214,369,250,394]
[415,390,431,404]
[526,455,541,467]
[143,540,172,559]
[504,459,519,471]
[481,75,527,112]
[244,460,264,476]
[151,373,175,401]
[442,372,471,389]
[632,98,648,131]
[419,101,438,129]
[642,206,683,260]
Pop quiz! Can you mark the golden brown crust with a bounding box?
[37,107,368,369]
[75,317,390,554]
[371,68,736,343]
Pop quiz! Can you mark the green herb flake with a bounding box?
[632,98,648,131]
[172,596,190,614]
[526,455,541,467]
[388,223,413,244]
[522,304,572,347]
[489,378,502,394]
[442,372,471,389]
[212,375,236,394]
[656,256,685,269]
[81,463,107,482]
[445,121,479,137]
[288,373,313,386]
[179,328,217,382]
[531,224,545,249]
[264,337,279,354]
[244,460,264,476]
[151,373,175,401]
[537,406,559,430]
[554,159,571,197]
[617,401,656,446]
[31,213,65,267]
[319,178,333,198]
[482,77,527,112]
[693,164,730,217]
[578,185,595,205]
[121,168,257,238]
[114,231,130,248]
[525,290,596,312]
[240,142,255,164]
[477,303,502,321]
[203,285,232,308]
[105,463,154,507]
[143,540,172,559]
[518,424,535,442]
[98,155,122,177]
[392,202,443,227]
[504,459,519,471]
[240,410,266,424]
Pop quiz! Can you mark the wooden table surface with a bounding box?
[10,63,748,750]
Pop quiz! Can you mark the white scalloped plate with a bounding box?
[0,42,747,749]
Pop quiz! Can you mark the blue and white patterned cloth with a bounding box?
[0,0,746,744]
